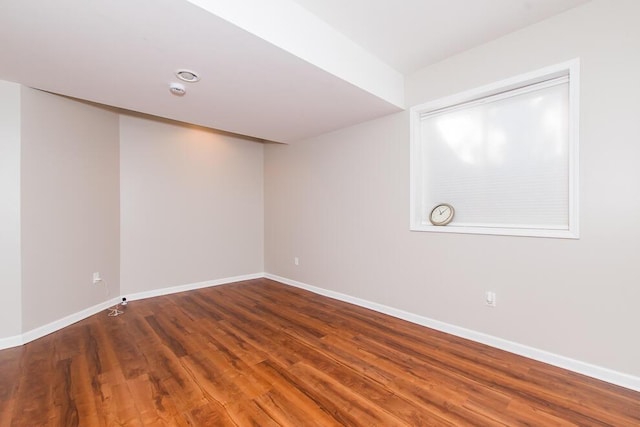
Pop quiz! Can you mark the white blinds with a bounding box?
[414,78,570,230]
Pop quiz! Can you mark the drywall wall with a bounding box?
[265,0,640,378]
[20,88,120,331]
[119,115,264,295]
[0,81,22,338]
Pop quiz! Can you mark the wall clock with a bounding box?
[429,203,455,226]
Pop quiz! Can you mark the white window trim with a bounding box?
[410,59,580,239]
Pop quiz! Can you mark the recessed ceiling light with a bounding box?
[175,69,200,83]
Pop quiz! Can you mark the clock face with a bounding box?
[429,204,454,226]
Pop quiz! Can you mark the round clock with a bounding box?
[429,203,455,226]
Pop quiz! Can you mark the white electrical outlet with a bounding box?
[294,257,299,266]
[485,291,496,307]
[93,272,102,284]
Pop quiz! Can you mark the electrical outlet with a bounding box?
[485,291,496,307]
[294,257,299,266]
[93,272,102,284]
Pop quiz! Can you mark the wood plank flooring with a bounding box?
[1,278,639,426]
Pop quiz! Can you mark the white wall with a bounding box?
[265,0,640,379]
[0,87,264,342]
[120,115,264,295]
[0,81,22,337]
[20,88,120,331]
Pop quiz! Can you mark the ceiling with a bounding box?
[0,0,589,143]
[293,0,589,74]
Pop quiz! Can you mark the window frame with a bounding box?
[409,59,580,239]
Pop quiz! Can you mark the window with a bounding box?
[410,59,579,238]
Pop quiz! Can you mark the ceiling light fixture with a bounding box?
[175,69,200,83]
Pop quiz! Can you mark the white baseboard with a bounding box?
[0,296,122,350]
[0,334,23,349]
[124,272,265,302]
[0,272,265,351]
[264,273,640,393]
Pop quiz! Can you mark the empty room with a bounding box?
[1,0,639,425]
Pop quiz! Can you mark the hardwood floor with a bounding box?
[1,278,638,426]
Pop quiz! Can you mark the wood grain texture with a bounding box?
[1,278,638,426]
